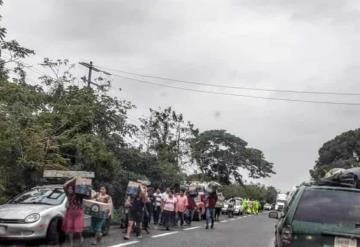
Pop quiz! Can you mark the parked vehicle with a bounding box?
[0,185,110,244]
[221,199,230,214]
[263,203,272,210]
[233,198,244,216]
[274,193,287,211]
[269,185,360,247]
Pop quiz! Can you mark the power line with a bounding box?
[111,74,360,106]
[97,65,360,96]
[11,59,360,106]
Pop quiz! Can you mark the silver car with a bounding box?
[0,185,108,244]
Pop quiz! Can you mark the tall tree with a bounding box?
[139,107,198,169]
[191,130,275,185]
[310,129,360,181]
[0,0,34,83]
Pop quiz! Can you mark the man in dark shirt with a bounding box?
[205,192,218,229]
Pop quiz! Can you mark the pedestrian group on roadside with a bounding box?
[61,178,262,246]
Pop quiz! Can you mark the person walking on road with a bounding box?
[176,189,188,227]
[162,190,177,231]
[242,199,248,215]
[215,192,224,221]
[153,188,162,225]
[159,188,170,225]
[142,190,151,234]
[62,177,85,247]
[254,200,260,215]
[91,185,113,245]
[185,192,196,226]
[205,192,218,229]
[124,187,146,240]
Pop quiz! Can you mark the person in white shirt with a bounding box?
[159,188,170,225]
[153,188,162,224]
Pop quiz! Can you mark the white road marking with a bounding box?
[108,241,140,247]
[230,218,236,221]
[221,220,228,223]
[184,226,201,231]
[151,231,179,238]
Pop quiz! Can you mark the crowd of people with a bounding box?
[123,185,219,240]
[62,179,268,246]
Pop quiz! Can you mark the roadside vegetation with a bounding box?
[0,1,276,205]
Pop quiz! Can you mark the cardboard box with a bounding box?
[75,178,92,197]
[43,170,95,178]
[188,185,198,197]
[126,181,141,196]
[83,199,110,218]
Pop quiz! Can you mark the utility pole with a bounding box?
[79,61,111,89]
[87,61,93,88]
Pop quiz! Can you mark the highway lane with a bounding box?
[0,213,276,247]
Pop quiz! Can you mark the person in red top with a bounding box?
[205,192,218,229]
[185,192,197,226]
[62,177,85,247]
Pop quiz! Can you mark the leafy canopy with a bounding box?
[310,128,360,181]
[191,130,275,185]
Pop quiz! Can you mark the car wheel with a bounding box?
[47,219,63,245]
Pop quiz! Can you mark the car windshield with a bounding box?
[294,189,360,226]
[9,188,65,206]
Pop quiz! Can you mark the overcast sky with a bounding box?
[3,0,360,191]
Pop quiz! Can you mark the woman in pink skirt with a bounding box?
[63,177,85,247]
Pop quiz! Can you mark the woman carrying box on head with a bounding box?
[63,177,85,247]
[91,184,113,245]
[124,185,146,240]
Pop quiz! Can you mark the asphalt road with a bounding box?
[1,213,276,247]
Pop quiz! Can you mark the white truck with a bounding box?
[274,193,287,211]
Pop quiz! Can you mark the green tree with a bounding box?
[191,130,275,185]
[222,183,277,202]
[310,128,360,181]
[0,80,53,197]
[139,107,198,172]
[264,186,277,204]
[0,57,138,202]
[0,0,34,83]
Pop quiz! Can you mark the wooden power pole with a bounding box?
[79,61,111,89]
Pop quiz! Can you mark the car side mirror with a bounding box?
[268,211,279,219]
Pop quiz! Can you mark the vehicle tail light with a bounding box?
[281,225,293,245]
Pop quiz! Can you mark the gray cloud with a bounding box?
[3,0,360,191]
